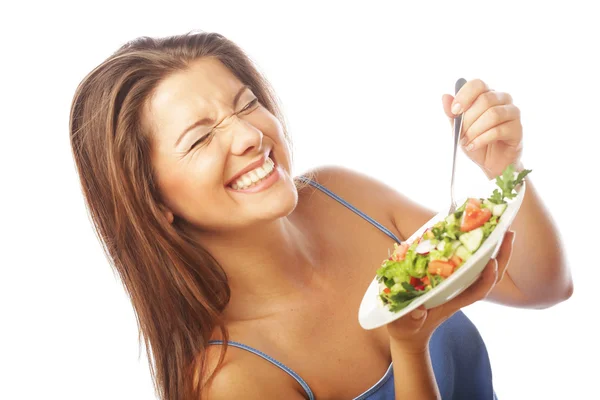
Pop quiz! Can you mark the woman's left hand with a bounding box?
[442,79,524,179]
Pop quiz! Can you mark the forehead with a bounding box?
[144,57,244,135]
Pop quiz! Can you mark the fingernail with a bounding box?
[466,143,475,151]
[451,102,462,115]
[411,309,426,319]
[510,230,516,244]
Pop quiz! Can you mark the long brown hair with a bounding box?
[69,30,296,399]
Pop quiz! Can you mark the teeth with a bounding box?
[230,156,276,190]
[256,167,267,179]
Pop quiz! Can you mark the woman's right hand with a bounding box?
[386,229,515,352]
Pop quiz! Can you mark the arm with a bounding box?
[390,341,440,400]
[480,161,573,308]
[311,165,572,309]
[438,79,573,308]
[385,163,572,309]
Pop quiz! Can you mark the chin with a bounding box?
[257,175,299,220]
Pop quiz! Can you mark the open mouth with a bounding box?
[228,151,277,191]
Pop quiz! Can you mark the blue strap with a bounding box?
[297,176,402,244]
[207,340,315,400]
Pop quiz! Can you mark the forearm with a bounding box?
[486,162,573,307]
[390,340,440,400]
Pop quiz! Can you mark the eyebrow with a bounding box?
[174,85,249,147]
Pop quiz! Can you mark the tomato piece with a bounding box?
[439,263,455,278]
[428,260,455,278]
[467,198,482,207]
[450,255,463,267]
[383,287,391,294]
[421,276,430,286]
[393,243,409,261]
[410,277,421,287]
[460,205,492,232]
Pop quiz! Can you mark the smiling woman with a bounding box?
[69,32,302,399]
[68,30,571,400]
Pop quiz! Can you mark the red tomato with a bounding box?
[467,198,482,207]
[383,287,391,294]
[450,255,463,268]
[410,277,421,287]
[421,276,430,286]
[414,284,425,291]
[428,260,455,278]
[460,204,492,232]
[439,264,455,278]
[393,243,409,260]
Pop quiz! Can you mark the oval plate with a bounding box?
[358,178,526,330]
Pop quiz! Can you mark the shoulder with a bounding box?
[199,344,305,400]
[298,165,436,241]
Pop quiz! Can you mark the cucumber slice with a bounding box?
[451,240,462,250]
[483,199,495,209]
[492,203,507,217]
[445,213,457,225]
[459,227,485,252]
[391,283,404,293]
[436,241,446,251]
[454,245,472,261]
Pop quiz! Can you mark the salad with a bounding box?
[376,164,532,312]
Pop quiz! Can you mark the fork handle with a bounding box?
[449,78,467,211]
[453,78,467,147]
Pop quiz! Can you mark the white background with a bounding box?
[1,1,598,399]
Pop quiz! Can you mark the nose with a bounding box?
[227,116,263,156]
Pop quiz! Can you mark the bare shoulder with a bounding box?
[200,344,305,400]
[299,165,436,241]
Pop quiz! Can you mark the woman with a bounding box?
[69,31,572,399]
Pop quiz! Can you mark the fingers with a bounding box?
[387,305,428,340]
[460,91,514,135]
[441,257,499,313]
[463,119,523,152]
[450,79,490,115]
[441,229,516,314]
[463,96,521,140]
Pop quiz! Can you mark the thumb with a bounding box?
[442,94,455,127]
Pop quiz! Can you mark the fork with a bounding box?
[447,78,467,215]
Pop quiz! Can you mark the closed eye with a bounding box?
[189,99,259,151]
[240,98,259,113]
[189,132,211,150]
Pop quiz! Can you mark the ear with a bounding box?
[159,204,175,224]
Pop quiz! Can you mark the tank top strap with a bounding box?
[297,175,402,244]
[207,340,315,400]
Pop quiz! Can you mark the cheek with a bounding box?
[155,155,224,219]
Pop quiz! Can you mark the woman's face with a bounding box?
[143,57,298,233]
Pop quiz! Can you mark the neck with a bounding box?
[188,212,323,322]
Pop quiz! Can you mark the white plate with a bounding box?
[358,177,527,330]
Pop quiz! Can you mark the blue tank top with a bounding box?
[208,176,498,399]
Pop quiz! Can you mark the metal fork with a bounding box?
[447,78,467,215]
